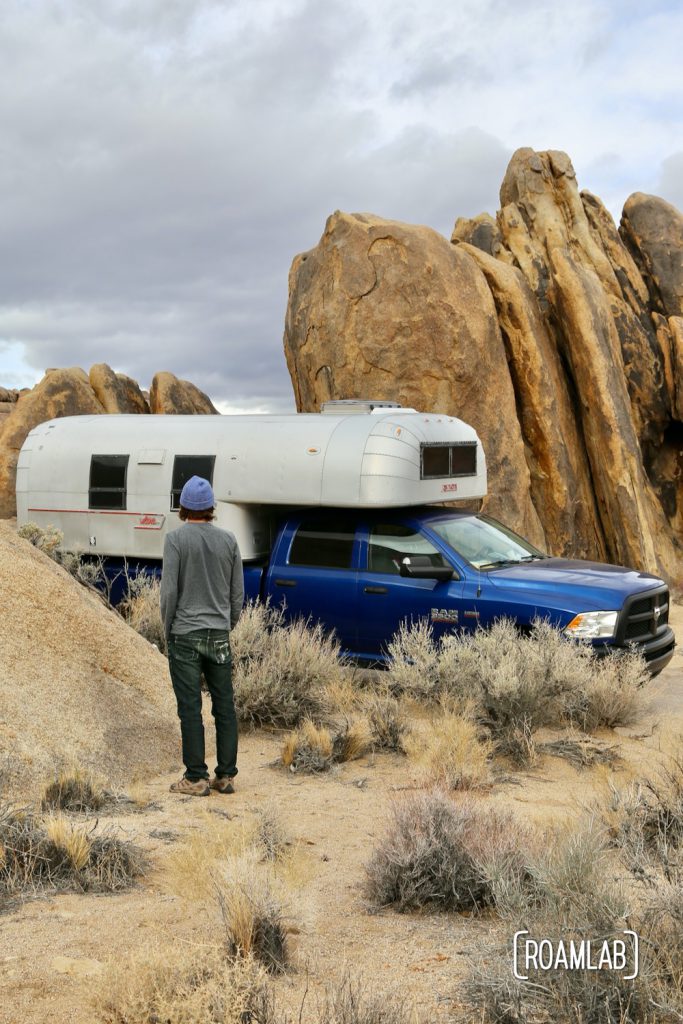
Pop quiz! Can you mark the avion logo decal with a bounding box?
[135,514,165,530]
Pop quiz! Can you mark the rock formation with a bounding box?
[89,363,150,414]
[0,364,217,518]
[149,371,218,415]
[284,148,683,581]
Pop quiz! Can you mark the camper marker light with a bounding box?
[564,610,618,639]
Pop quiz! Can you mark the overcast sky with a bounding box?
[1,0,681,412]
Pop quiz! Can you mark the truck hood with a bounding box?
[486,558,666,610]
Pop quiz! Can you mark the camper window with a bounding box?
[421,442,477,479]
[89,455,129,510]
[170,455,216,510]
[289,519,356,570]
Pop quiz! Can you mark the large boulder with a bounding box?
[456,242,607,560]
[89,363,150,414]
[149,371,219,415]
[620,193,683,319]
[284,211,545,546]
[284,150,683,582]
[494,149,679,578]
[0,368,105,518]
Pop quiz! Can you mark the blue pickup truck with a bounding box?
[242,506,675,674]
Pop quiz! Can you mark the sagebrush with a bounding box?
[232,603,342,729]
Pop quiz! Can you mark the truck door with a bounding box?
[267,516,359,653]
[356,522,463,657]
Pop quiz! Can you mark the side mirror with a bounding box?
[399,557,454,582]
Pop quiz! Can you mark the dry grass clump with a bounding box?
[0,802,146,903]
[232,603,341,729]
[98,943,276,1024]
[360,689,409,753]
[41,766,108,813]
[281,718,370,774]
[253,804,291,863]
[316,974,415,1024]
[119,573,166,653]
[215,864,290,974]
[364,790,533,913]
[387,618,649,766]
[403,709,494,790]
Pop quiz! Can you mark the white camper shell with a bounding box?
[16,403,487,560]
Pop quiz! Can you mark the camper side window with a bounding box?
[289,520,356,569]
[89,455,129,510]
[421,442,477,479]
[171,455,216,510]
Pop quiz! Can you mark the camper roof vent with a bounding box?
[320,399,403,416]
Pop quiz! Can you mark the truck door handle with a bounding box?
[364,585,388,595]
[274,578,297,587]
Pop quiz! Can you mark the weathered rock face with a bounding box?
[620,193,683,318]
[149,371,219,415]
[284,150,683,581]
[0,364,217,517]
[285,211,544,545]
[0,368,105,518]
[89,363,150,414]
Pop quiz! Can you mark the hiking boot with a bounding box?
[210,775,235,794]
[169,776,210,797]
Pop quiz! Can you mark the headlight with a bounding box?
[564,610,618,640]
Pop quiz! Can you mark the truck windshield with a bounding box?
[430,515,546,570]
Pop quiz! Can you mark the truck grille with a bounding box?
[621,588,669,644]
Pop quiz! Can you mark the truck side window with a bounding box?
[89,455,129,510]
[421,442,477,478]
[289,520,355,569]
[171,455,216,510]
[368,524,449,575]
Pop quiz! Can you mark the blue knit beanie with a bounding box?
[180,475,215,510]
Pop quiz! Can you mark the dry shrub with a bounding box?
[525,820,627,931]
[388,618,650,767]
[462,945,657,1024]
[232,603,340,729]
[18,522,106,590]
[403,710,493,790]
[385,619,440,700]
[119,573,166,653]
[0,802,146,901]
[361,690,409,753]
[317,973,415,1024]
[41,766,108,813]
[538,733,621,770]
[604,752,683,879]
[364,790,533,913]
[215,861,290,973]
[97,943,275,1024]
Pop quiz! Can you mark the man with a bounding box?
[160,475,244,797]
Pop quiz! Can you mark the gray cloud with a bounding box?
[657,152,683,214]
[0,0,680,412]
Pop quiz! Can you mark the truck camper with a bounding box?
[16,401,486,559]
[16,401,675,673]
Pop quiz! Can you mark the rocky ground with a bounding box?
[1,603,681,1024]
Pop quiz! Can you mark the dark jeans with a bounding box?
[168,629,238,782]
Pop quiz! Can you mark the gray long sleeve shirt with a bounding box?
[160,522,244,639]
